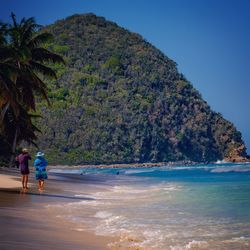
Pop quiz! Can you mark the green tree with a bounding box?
[0,14,64,166]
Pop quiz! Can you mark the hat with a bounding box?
[22,148,28,153]
[36,152,44,157]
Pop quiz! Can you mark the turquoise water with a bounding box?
[49,163,250,249]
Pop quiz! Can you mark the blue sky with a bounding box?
[1,0,250,154]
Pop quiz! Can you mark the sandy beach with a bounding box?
[2,164,249,250]
[0,167,118,250]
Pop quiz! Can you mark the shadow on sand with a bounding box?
[0,188,94,201]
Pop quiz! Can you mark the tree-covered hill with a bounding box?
[33,13,248,164]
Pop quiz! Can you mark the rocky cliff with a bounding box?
[32,13,248,164]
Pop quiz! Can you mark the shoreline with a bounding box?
[1,163,250,250]
[0,168,118,250]
[46,159,250,171]
[2,157,249,172]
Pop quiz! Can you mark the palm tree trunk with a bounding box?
[9,127,18,167]
[0,102,10,123]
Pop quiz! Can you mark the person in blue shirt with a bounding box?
[34,152,48,191]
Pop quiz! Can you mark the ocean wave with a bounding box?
[185,240,209,249]
[45,163,250,250]
[105,226,166,249]
[95,212,126,235]
[92,183,181,201]
[210,166,250,173]
[124,168,157,175]
[215,160,228,164]
[170,240,208,250]
[94,211,113,219]
[74,194,97,199]
[48,169,82,174]
[50,199,110,208]
[223,236,250,243]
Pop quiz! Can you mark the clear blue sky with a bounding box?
[1,0,250,154]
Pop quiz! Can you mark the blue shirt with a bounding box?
[34,157,48,171]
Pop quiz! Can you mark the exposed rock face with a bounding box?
[32,13,248,165]
[224,144,249,162]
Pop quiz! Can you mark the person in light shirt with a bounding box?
[16,148,31,191]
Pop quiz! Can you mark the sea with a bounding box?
[48,162,250,249]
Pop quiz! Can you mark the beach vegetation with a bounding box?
[0,13,64,166]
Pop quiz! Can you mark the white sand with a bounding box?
[0,174,20,188]
[0,170,114,250]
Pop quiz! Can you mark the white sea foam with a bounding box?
[91,183,180,203]
[215,160,227,164]
[223,236,249,243]
[74,194,97,199]
[124,169,156,175]
[185,240,209,249]
[211,166,250,173]
[170,240,208,250]
[94,211,113,219]
[45,165,250,250]
[95,214,126,235]
[48,169,82,174]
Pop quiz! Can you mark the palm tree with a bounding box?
[0,22,19,165]
[0,13,64,166]
[8,13,64,110]
[0,22,20,122]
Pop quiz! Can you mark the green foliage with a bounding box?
[48,88,69,101]
[49,62,67,78]
[0,13,64,166]
[83,64,96,73]
[103,56,120,68]
[53,44,70,54]
[72,72,106,87]
[30,13,247,165]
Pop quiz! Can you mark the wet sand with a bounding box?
[0,168,115,250]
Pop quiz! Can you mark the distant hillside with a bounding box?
[33,13,248,164]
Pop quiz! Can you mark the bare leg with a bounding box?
[24,175,29,189]
[41,180,45,190]
[38,180,43,192]
[21,175,25,189]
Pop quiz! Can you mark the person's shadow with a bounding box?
[0,188,94,201]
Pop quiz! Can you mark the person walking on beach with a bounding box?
[34,152,48,192]
[16,148,31,190]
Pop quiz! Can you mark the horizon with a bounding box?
[1,0,249,154]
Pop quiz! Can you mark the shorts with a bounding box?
[35,171,48,180]
[21,167,30,175]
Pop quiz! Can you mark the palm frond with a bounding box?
[18,68,50,106]
[32,48,65,64]
[0,61,18,81]
[30,61,57,79]
[28,113,42,119]
[8,26,21,48]
[16,78,36,110]
[30,73,50,105]
[0,47,17,61]
[28,32,53,48]
[0,74,20,100]
[0,22,8,45]
[10,13,18,28]
[21,18,40,47]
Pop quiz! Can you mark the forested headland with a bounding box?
[1,13,248,166]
